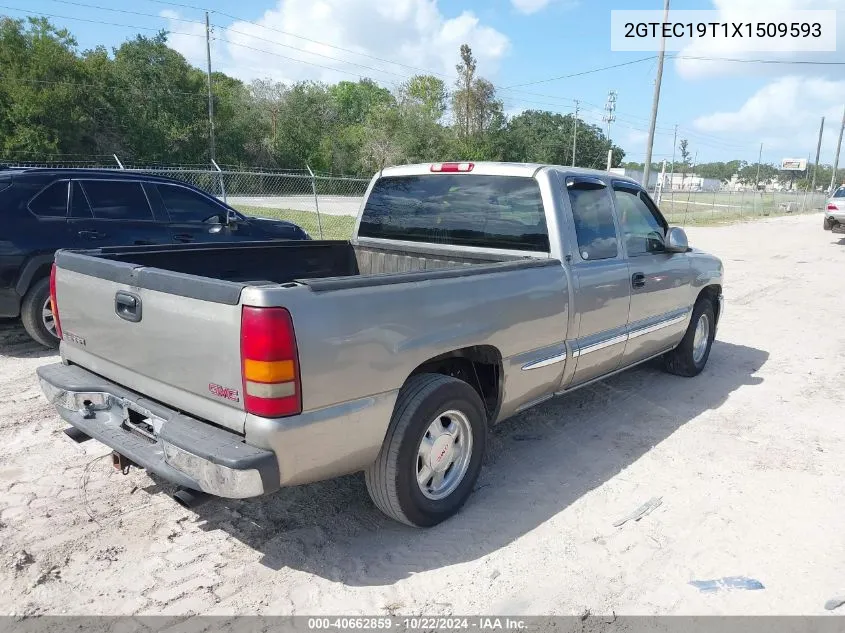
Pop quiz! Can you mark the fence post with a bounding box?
[211,159,226,204]
[306,164,324,239]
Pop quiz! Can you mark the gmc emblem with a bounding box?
[209,383,240,402]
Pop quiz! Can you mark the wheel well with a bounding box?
[408,346,503,422]
[698,284,722,323]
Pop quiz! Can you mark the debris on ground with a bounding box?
[688,576,765,593]
[824,596,845,611]
[613,497,663,527]
[11,550,34,571]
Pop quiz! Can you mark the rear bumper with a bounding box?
[0,287,20,318]
[37,363,280,499]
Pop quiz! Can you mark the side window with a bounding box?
[613,186,667,256]
[29,181,69,218]
[566,180,618,261]
[157,184,224,223]
[80,180,153,221]
[70,182,92,218]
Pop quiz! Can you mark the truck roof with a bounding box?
[379,161,641,185]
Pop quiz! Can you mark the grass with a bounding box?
[236,198,823,237]
[235,205,356,240]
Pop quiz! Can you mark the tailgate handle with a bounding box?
[115,291,142,323]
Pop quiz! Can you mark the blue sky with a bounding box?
[10,0,845,166]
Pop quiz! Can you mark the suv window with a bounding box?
[613,185,666,256]
[29,181,69,218]
[70,182,92,218]
[358,174,549,252]
[80,180,153,221]
[156,184,224,223]
[566,180,618,261]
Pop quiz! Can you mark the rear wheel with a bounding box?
[365,373,487,527]
[662,299,715,377]
[21,277,59,349]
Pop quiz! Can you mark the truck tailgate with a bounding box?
[54,252,247,433]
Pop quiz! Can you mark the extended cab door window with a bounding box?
[612,185,668,257]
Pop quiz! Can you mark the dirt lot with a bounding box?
[1,212,844,617]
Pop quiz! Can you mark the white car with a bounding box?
[823,186,845,233]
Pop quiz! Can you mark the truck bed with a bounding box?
[65,240,527,296]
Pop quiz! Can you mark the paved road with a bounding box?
[226,195,362,217]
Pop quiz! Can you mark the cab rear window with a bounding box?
[358,174,549,252]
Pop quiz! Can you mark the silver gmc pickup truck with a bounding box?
[38,162,724,527]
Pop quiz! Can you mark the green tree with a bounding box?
[399,75,447,120]
[0,17,90,157]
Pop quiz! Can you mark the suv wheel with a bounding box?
[21,277,59,349]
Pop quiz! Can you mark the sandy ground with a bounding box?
[1,212,844,617]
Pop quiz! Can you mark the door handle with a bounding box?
[173,233,194,243]
[134,240,155,245]
[78,230,106,240]
[632,272,646,288]
[115,291,142,323]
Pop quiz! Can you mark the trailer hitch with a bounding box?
[111,451,138,475]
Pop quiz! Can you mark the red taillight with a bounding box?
[828,204,838,211]
[49,263,63,340]
[240,306,301,417]
[430,162,474,173]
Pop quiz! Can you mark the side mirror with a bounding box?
[666,227,689,253]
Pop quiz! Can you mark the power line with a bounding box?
[503,57,659,89]
[40,0,205,25]
[141,0,452,80]
[0,5,204,35]
[674,55,845,66]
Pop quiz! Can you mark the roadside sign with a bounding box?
[781,158,807,171]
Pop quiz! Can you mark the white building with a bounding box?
[608,168,658,189]
[662,173,721,192]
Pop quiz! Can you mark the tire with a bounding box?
[662,298,715,377]
[824,216,834,231]
[365,373,487,527]
[20,277,59,349]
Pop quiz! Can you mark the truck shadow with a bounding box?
[190,340,767,586]
[0,319,58,359]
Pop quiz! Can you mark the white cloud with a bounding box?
[675,0,845,79]
[693,76,845,160]
[510,0,578,15]
[162,0,509,86]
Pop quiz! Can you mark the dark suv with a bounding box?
[0,168,309,348]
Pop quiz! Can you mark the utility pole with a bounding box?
[571,100,579,167]
[831,105,845,194]
[669,123,677,194]
[603,90,617,170]
[642,0,670,190]
[755,143,763,191]
[811,116,825,193]
[205,11,216,162]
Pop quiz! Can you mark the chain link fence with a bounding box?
[3,159,830,234]
[656,188,828,226]
[130,166,370,240]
